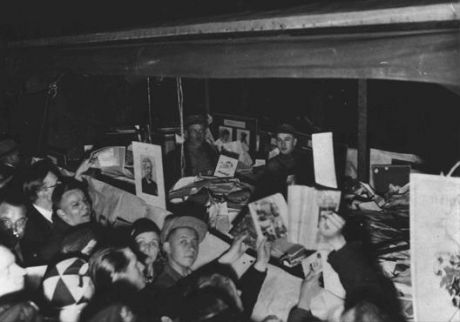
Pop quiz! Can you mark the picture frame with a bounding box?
[212,113,258,157]
[132,142,166,209]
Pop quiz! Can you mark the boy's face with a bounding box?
[164,227,199,271]
[276,133,297,155]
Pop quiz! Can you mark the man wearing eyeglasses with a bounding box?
[21,159,62,265]
[0,191,27,265]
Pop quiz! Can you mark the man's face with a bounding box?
[164,227,199,271]
[276,133,297,155]
[56,189,91,226]
[38,171,60,204]
[115,248,146,290]
[135,231,161,263]
[0,203,27,239]
[187,123,206,145]
[142,159,152,178]
[0,246,26,297]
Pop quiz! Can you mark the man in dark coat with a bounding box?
[253,124,314,200]
[20,160,61,265]
[165,115,218,190]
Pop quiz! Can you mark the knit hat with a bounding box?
[161,215,208,243]
[42,257,94,308]
[130,217,161,240]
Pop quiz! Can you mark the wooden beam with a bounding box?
[9,2,460,48]
[358,79,369,182]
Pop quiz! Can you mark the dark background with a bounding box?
[1,1,459,173]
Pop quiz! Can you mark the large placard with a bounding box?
[411,173,460,322]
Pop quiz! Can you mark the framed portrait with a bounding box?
[212,113,258,157]
[132,142,166,209]
[236,129,250,151]
[218,126,233,142]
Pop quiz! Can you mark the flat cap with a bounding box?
[275,123,297,135]
[161,215,208,243]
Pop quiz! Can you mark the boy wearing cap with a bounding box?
[164,114,218,189]
[155,215,208,289]
[253,123,314,199]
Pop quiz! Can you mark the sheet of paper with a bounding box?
[312,132,337,188]
[411,173,460,322]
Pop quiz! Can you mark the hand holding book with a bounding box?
[254,237,271,272]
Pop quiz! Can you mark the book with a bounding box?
[248,193,289,243]
[214,151,239,177]
[229,207,259,249]
[288,185,341,250]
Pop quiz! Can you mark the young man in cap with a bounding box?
[165,114,218,189]
[253,123,314,199]
[155,215,208,289]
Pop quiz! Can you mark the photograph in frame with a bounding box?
[236,128,250,152]
[132,142,166,209]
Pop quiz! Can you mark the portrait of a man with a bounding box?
[141,157,158,196]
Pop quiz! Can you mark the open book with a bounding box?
[288,185,341,250]
[248,193,289,243]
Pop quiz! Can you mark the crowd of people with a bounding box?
[0,117,405,322]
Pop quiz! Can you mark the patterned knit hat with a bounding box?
[42,257,94,308]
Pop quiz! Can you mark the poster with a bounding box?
[411,173,460,322]
[132,142,166,209]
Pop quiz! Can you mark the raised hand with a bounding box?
[254,237,271,272]
[297,270,323,311]
[218,233,249,265]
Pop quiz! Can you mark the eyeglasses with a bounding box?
[41,181,61,190]
[0,217,28,231]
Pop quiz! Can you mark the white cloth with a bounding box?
[33,204,53,223]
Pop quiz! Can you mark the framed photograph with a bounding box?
[132,142,166,209]
[236,128,250,151]
[212,113,258,157]
[218,126,233,141]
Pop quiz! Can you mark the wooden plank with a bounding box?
[8,2,460,48]
[358,79,369,182]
